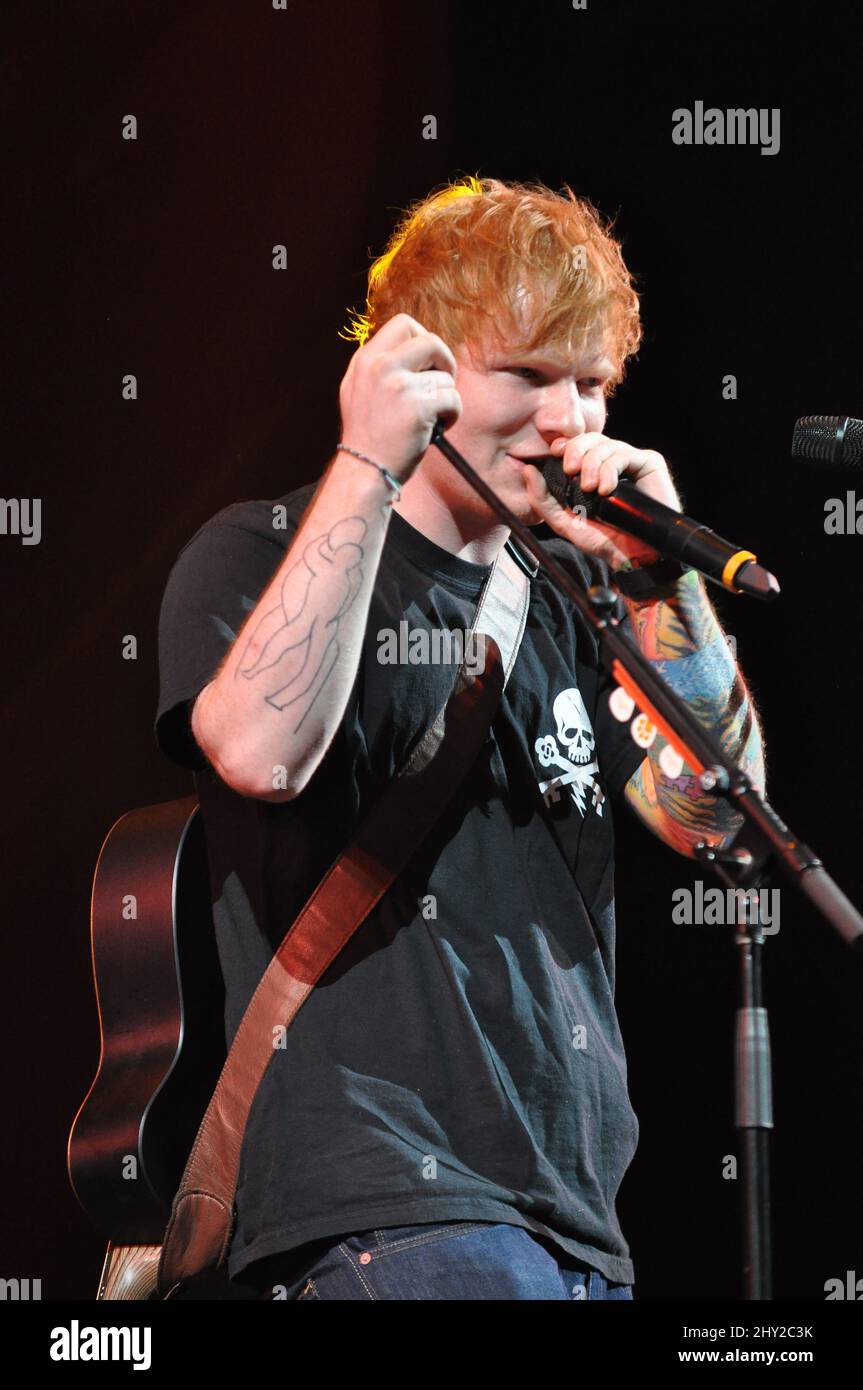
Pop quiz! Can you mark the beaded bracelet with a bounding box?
[335,444,402,503]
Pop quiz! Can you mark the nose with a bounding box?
[535,379,588,447]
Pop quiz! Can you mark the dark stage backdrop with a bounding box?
[3,0,861,1301]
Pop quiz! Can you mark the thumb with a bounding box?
[523,461,570,526]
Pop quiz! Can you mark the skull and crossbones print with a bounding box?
[534,686,605,817]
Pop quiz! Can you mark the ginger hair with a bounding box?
[340,174,643,397]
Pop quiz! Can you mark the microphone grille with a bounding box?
[791,415,863,467]
[539,456,599,517]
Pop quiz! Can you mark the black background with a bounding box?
[4,0,862,1301]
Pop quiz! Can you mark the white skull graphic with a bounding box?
[553,687,595,765]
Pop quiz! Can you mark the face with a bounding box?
[422,329,615,527]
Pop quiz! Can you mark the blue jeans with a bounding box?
[248,1221,634,1300]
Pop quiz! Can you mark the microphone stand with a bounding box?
[431,422,863,1301]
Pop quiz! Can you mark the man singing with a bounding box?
[156,175,765,1300]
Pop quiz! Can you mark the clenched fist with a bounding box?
[338,314,462,483]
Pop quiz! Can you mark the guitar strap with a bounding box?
[156,532,538,1297]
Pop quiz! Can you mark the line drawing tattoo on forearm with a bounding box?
[236,516,367,730]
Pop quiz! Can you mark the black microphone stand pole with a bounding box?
[431,422,863,1301]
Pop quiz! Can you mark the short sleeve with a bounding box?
[155,512,296,769]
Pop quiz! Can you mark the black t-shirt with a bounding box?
[155,481,646,1284]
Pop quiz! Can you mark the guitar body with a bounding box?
[68,797,227,1298]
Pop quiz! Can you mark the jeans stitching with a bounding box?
[346,1222,491,1259]
[336,1242,378,1298]
[298,1231,630,1299]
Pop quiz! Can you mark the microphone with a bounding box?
[791,415,863,467]
[537,456,780,601]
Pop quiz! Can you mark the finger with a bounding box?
[524,465,596,543]
[395,332,458,376]
[597,455,624,496]
[413,368,456,395]
[523,462,561,519]
[367,313,429,347]
[594,448,659,490]
[562,432,611,474]
[432,386,462,428]
[578,445,619,490]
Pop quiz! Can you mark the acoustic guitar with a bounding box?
[67,797,227,1299]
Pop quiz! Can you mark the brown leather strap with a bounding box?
[157,539,533,1295]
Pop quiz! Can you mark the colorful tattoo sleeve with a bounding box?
[622,570,766,855]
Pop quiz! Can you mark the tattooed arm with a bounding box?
[192,453,396,801]
[619,568,767,857]
[191,314,461,802]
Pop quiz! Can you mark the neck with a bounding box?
[392,467,511,567]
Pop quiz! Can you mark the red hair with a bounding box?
[341,174,643,397]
